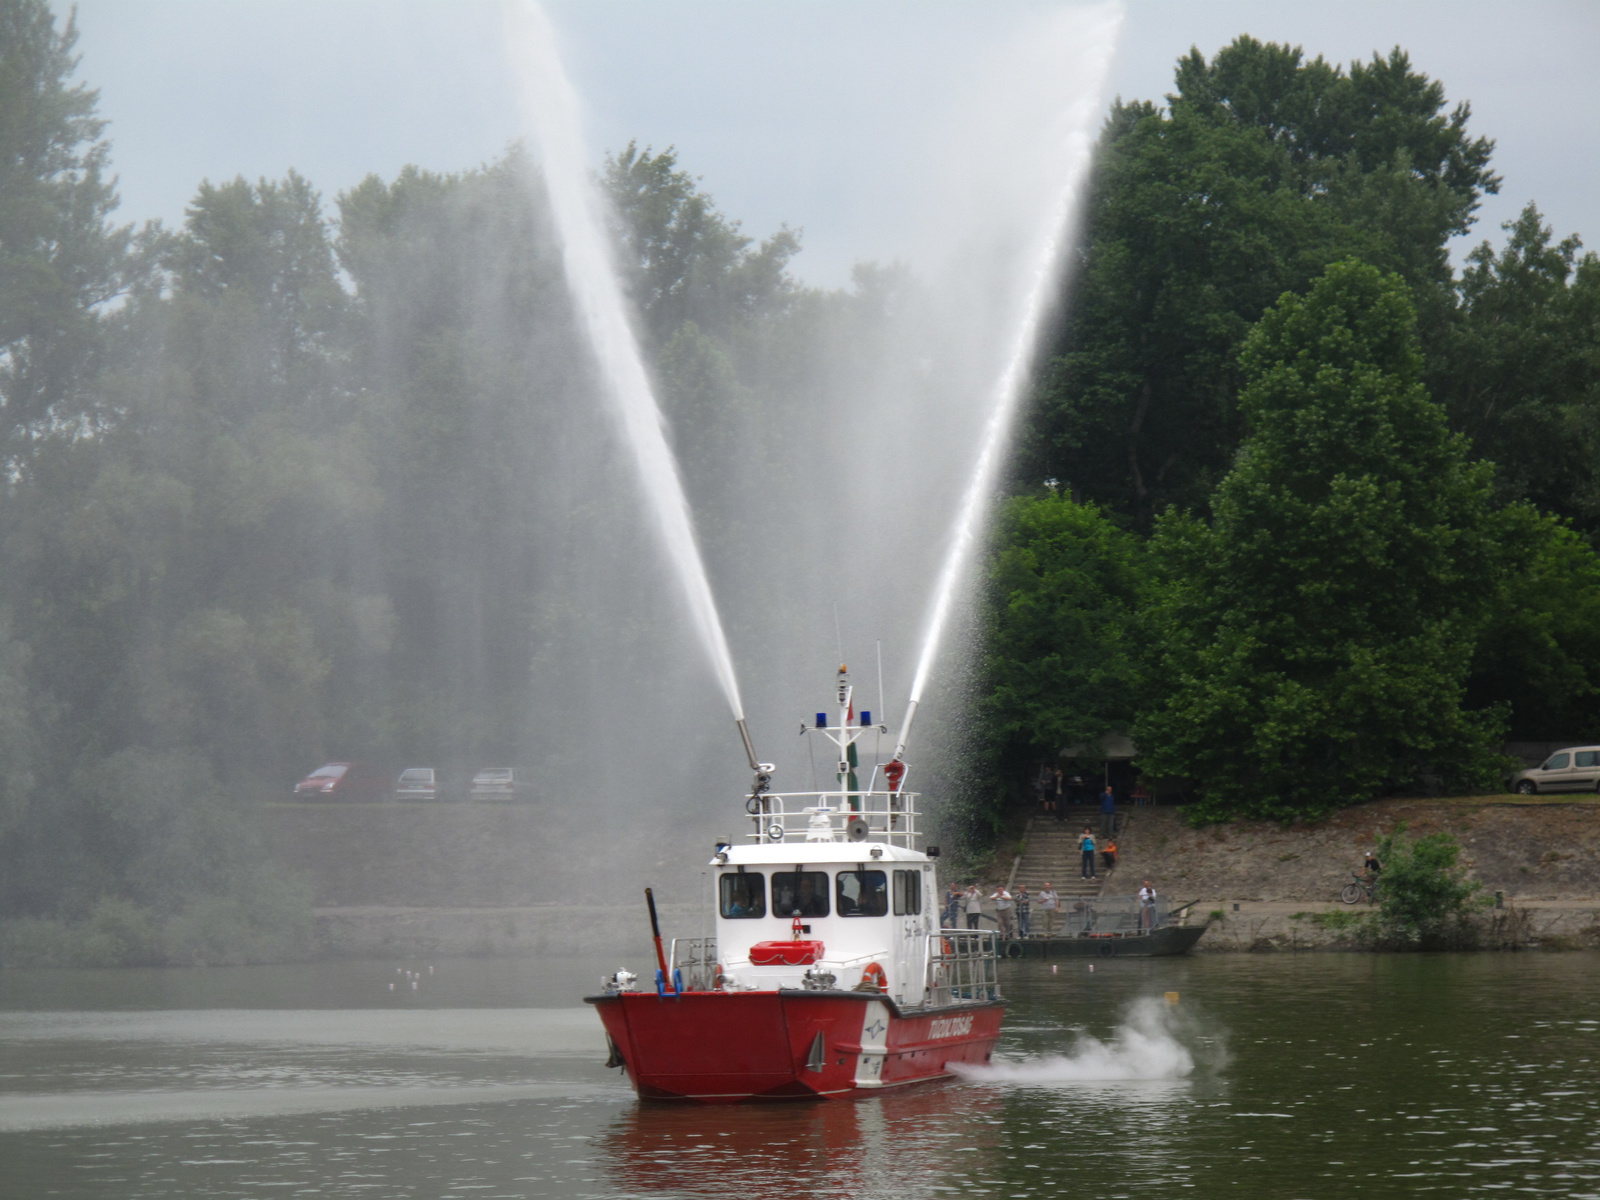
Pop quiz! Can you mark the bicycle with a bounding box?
[1340,872,1378,904]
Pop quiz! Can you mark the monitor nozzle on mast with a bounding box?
[735,716,774,812]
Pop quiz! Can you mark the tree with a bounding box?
[979,491,1144,783]
[1020,37,1499,527]
[601,142,800,348]
[1433,204,1600,534]
[0,0,130,455]
[1135,261,1505,821]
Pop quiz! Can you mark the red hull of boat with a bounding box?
[587,990,1006,1102]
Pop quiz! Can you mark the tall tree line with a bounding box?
[0,2,839,958]
[987,37,1600,824]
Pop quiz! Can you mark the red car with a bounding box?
[292,762,389,802]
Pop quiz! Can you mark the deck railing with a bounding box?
[1042,895,1170,937]
[745,788,921,847]
[668,937,719,992]
[927,928,1001,1006]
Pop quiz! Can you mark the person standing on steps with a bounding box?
[1080,827,1097,880]
[1014,884,1031,938]
[963,883,984,930]
[1102,836,1117,874]
[1099,784,1117,837]
[1037,883,1060,938]
[1053,766,1066,820]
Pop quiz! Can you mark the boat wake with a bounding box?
[951,998,1218,1084]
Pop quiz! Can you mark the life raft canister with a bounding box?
[883,759,906,793]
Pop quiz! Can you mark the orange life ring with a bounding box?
[859,962,887,993]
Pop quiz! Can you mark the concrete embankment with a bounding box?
[263,801,714,959]
[1107,796,1600,951]
[264,794,1600,958]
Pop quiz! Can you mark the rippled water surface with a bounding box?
[1,952,1597,1198]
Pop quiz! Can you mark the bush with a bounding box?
[1372,825,1488,947]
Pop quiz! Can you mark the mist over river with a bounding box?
[2,953,1597,1198]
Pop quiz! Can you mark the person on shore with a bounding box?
[1102,837,1117,873]
[1080,828,1097,880]
[942,882,962,929]
[963,883,984,930]
[1014,884,1031,938]
[1364,850,1382,876]
[1037,883,1060,938]
[1053,767,1066,820]
[989,884,1015,939]
[1138,879,1157,930]
[1099,785,1117,836]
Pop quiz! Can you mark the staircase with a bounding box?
[1007,813,1121,902]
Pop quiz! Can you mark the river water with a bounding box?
[1,952,1597,1198]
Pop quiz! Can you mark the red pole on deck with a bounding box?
[645,887,672,992]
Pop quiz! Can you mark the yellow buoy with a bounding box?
[1164,991,1180,1006]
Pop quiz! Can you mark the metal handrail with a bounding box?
[667,936,719,992]
[745,789,922,847]
[926,928,1001,1005]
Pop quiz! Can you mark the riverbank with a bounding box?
[988,794,1600,952]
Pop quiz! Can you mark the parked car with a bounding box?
[292,762,390,802]
[1509,746,1600,794]
[469,768,519,802]
[394,767,438,802]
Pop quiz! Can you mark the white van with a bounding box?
[1509,747,1600,794]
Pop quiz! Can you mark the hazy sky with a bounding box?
[66,0,1599,288]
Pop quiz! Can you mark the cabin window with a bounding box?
[772,872,830,917]
[836,870,888,917]
[719,873,766,918]
[893,869,922,915]
[1545,752,1571,770]
[1576,751,1598,768]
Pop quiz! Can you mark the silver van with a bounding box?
[1509,747,1600,794]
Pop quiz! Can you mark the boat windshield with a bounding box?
[719,872,766,918]
[772,872,830,918]
[836,870,888,917]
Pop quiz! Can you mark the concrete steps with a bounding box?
[1008,812,1125,900]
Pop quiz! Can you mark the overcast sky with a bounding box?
[66,0,1599,289]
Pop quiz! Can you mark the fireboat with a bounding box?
[586,664,1005,1102]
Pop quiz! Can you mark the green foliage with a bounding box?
[0,0,132,454]
[1372,825,1488,945]
[1433,204,1600,535]
[980,491,1144,765]
[1136,262,1506,820]
[1021,36,1499,525]
[1468,505,1600,740]
[1308,908,1369,934]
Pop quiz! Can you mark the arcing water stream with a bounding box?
[509,0,1119,770]
[503,3,748,726]
[893,7,1121,759]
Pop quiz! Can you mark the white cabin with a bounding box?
[710,840,939,1005]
